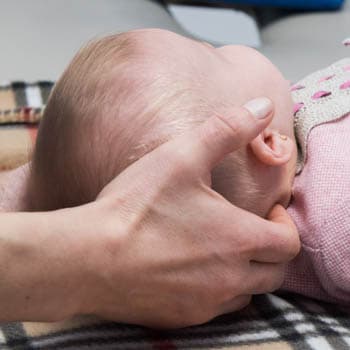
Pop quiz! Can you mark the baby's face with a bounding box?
[136,29,297,215]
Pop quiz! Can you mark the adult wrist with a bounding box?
[0,208,88,322]
[71,198,128,321]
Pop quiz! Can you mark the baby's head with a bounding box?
[26,29,297,217]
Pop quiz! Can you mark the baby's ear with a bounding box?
[249,128,294,166]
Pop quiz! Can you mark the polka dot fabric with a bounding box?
[283,45,350,303]
[284,114,350,303]
[291,57,350,173]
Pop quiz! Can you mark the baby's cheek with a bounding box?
[211,159,237,205]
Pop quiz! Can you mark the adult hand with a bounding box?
[0,97,300,328]
[78,97,300,328]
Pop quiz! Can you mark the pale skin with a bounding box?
[130,29,298,218]
[0,98,300,329]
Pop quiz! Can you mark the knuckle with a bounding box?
[161,298,213,329]
[216,112,242,136]
[189,312,213,327]
[167,147,202,178]
[222,279,241,301]
[254,277,270,293]
[228,106,252,124]
[214,113,242,139]
[200,115,241,149]
[281,233,301,261]
[166,149,195,179]
[187,292,221,326]
[213,271,242,303]
[252,266,285,294]
[238,295,252,310]
[173,309,212,328]
[235,234,257,260]
[288,235,301,260]
[266,267,286,292]
[266,228,301,263]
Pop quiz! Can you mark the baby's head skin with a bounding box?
[26,29,297,218]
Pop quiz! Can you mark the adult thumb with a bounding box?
[170,97,274,173]
[97,97,274,200]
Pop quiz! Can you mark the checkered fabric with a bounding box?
[0,81,53,170]
[1,82,350,349]
[0,81,52,124]
[1,294,350,350]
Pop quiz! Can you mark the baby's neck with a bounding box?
[0,164,31,212]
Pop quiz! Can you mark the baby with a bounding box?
[2,29,350,304]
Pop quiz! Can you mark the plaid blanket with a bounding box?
[1,82,350,350]
[0,81,53,171]
[1,294,350,350]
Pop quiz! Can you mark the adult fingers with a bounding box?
[160,97,274,175]
[99,97,273,200]
[215,263,285,316]
[217,295,252,316]
[245,261,286,295]
[249,205,301,264]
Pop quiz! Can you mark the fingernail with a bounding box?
[244,97,272,119]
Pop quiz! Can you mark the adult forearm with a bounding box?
[0,164,30,212]
[0,210,86,322]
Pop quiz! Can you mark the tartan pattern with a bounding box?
[1,81,350,348]
[0,81,53,124]
[0,82,53,170]
[1,294,350,350]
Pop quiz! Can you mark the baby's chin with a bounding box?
[245,176,294,220]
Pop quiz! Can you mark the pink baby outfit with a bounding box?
[281,58,350,303]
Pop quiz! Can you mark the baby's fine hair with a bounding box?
[26,30,262,212]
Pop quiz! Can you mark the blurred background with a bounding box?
[0,0,349,82]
